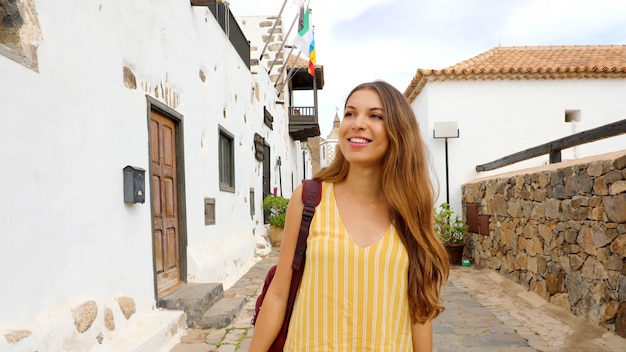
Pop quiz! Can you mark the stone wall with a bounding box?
[462,151,626,337]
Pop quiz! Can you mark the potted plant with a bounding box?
[263,194,289,247]
[434,202,469,265]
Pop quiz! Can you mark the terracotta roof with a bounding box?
[404,45,626,103]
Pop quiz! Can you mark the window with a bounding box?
[219,127,235,192]
[249,188,255,217]
[264,107,274,129]
[565,110,581,123]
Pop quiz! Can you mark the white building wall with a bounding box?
[413,78,626,215]
[0,1,301,349]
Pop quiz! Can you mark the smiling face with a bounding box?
[339,88,389,167]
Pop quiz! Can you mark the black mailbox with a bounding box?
[123,166,145,204]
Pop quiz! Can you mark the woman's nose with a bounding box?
[351,114,366,130]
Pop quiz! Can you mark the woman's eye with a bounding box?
[344,111,355,118]
[371,114,383,120]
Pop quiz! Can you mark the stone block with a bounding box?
[559,255,572,274]
[565,271,589,306]
[515,253,528,270]
[507,199,524,217]
[618,275,626,301]
[546,273,559,294]
[594,176,609,195]
[603,300,619,326]
[610,234,626,257]
[581,257,608,280]
[579,174,594,195]
[590,207,606,221]
[533,237,544,255]
[527,256,538,273]
[610,180,626,195]
[614,154,626,170]
[4,330,31,344]
[550,293,572,311]
[537,254,548,273]
[606,254,624,271]
[104,307,115,331]
[116,296,136,320]
[545,198,561,219]
[538,224,552,243]
[491,194,509,217]
[537,172,550,188]
[533,188,547,202]
[593,223,617,248]
[522,223,536,239]
[554,184,566,199]
[565,176,578,197]
[606,170,624,184]
[71,300,98,333]
[577,226,597,255]
[487,256,502,270]
[608,271,622,290]
[615,302,626,338]
[526,239,537,256]
[570,254,585,271]
[564,228,577,244]
[518,236,526,251]
[587,160,605,177]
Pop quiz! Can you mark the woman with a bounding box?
[250,81,449,351]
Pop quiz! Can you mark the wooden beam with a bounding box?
[190,0,212,6]
[476,119,626,172]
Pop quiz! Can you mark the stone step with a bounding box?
[108,309,185,352]
[159,283,223,328]
[197,296,248,329]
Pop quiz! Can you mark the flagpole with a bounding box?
[274,45,297,87]
[259,0,289,62]
[267,14,298,74]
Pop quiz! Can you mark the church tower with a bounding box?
[320,111,341,168]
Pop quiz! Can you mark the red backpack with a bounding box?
[252,179,322,351]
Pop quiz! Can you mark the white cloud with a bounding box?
[501,0,626,44]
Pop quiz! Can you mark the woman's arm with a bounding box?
[248,185,305,352]
[412,320,433,352]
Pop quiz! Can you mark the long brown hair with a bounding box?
[315,81,449,324]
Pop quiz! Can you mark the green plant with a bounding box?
[263,195,289,227]
[434,202,469,245]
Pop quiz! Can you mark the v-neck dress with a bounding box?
[284,182,413,351]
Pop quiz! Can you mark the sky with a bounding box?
[229,0,626,137]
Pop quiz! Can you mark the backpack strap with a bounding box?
[292,179,322,272]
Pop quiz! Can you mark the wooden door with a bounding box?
[150,110,182,296]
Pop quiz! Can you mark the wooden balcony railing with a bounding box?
[289,106,320,141]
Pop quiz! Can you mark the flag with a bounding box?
[293,1,315,76]
[308,28,316,76]
[291,0,306,7]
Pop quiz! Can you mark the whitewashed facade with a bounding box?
[0,1,313,350]
[406,46,626,215]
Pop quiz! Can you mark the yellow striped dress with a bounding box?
[284,182,413,351]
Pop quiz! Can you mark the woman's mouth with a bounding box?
[348,137,370,144]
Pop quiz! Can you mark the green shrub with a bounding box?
[263,195,289,227]
[434,202,469,245]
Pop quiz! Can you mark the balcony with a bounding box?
[286,63,324,141]
[289,106,320,141]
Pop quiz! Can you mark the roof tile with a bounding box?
[405,45,626,102]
